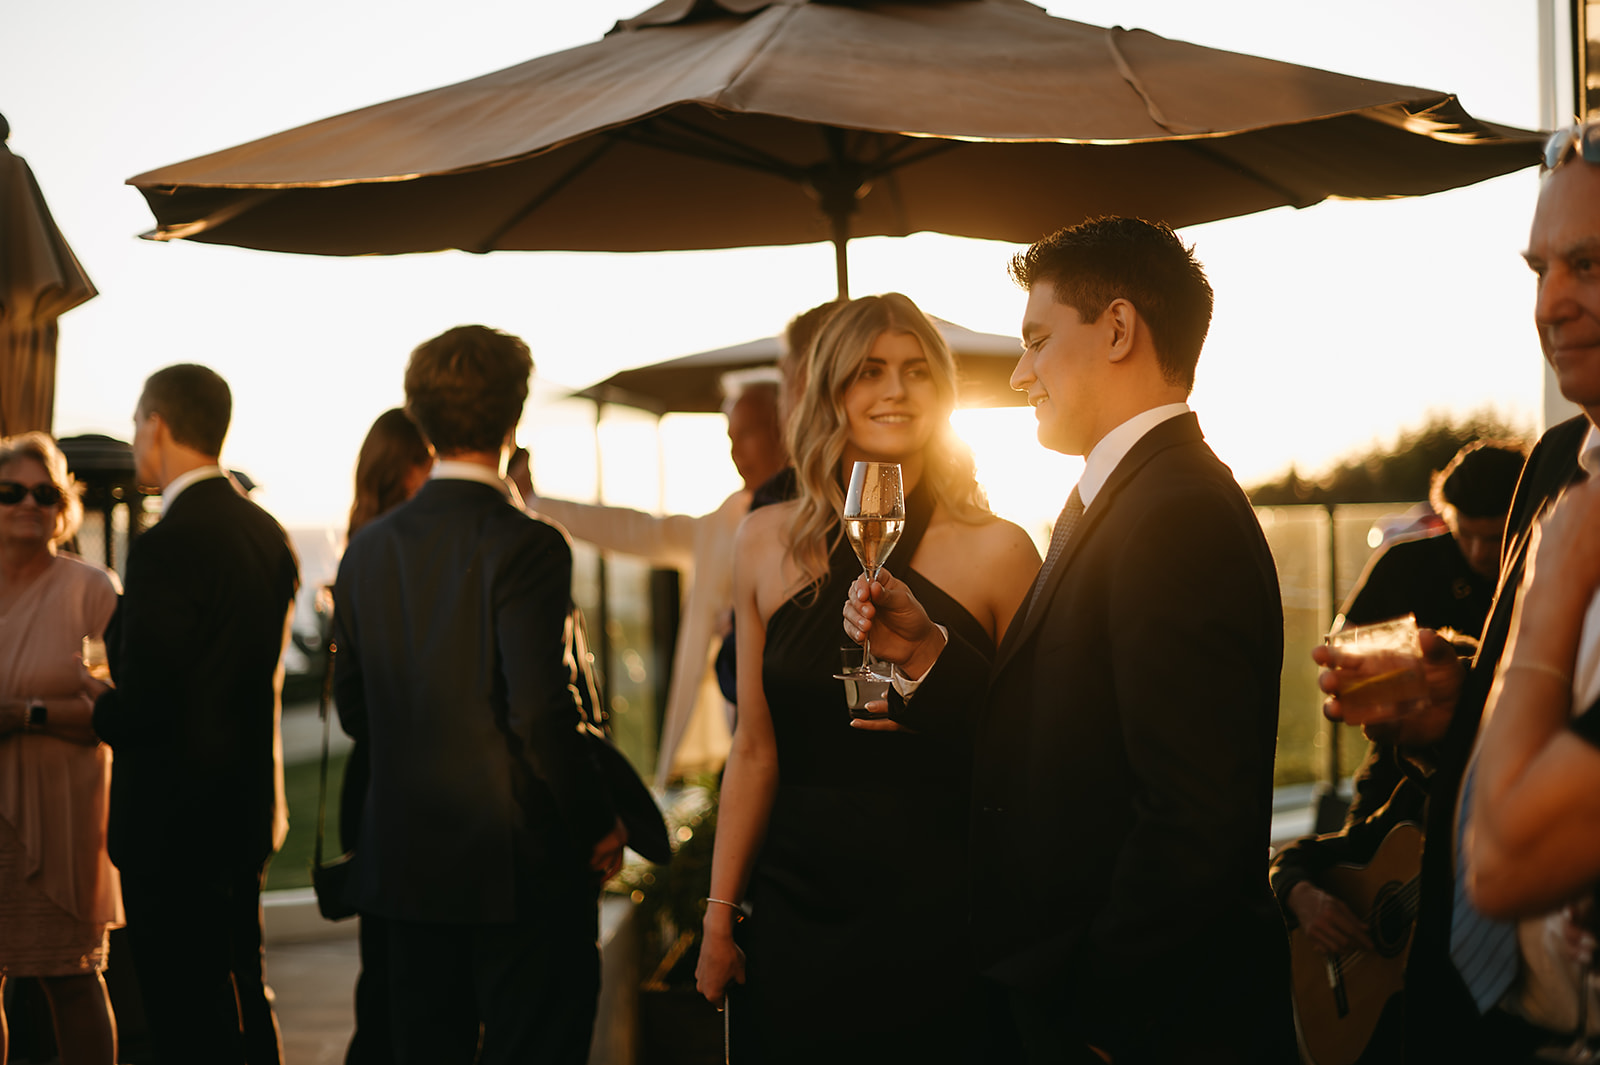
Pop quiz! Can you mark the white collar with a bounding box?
[1077,403,1191,510]
[160,465,227,517]
[430,460,510,498]
[1579,423,1599,478]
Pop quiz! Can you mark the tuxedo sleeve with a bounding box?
[92,529,200,746]
[886,627,991,745]
[498,524,614,846]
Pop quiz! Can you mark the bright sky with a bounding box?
[3,0,1560,561]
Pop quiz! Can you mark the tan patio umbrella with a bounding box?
[128,0,1541,299]
[577,313,1028,414]
[2,115,96,436]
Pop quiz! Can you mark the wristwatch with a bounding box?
[25,701,46,732]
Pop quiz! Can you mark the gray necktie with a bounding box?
[1025,486,1084,622]
[1449,760,1521,1013]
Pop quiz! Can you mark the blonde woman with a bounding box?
[695,294,1038,1062]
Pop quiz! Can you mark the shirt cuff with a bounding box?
[890,625,947,700]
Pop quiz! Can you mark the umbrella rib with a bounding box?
[862,137,960,177]
[472,138,618,252]
[622,114,808,180]
[1173,138,1322,210]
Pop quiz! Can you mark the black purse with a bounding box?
[311,639,358,921]
[567,603,672,866]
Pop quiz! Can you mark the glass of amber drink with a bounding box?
[1325,614,1427,725]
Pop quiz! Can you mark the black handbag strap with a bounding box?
[314,635,336,868]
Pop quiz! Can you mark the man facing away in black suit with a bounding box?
[845,217,1294,1064]
[333,325,627,1065]
[93,364,300,1065]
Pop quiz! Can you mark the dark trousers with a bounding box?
[973,976,1104,1065]
[385,913,601,1065]
[119,860,281,1065]
[346,914,395,1065]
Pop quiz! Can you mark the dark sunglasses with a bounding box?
[1542,120,1600,172]
[0,481,64,506]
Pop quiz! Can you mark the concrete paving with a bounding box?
[267,932,360,1065]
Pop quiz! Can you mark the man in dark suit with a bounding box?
[93,363,300,1065]
[846,217,1292,1063]
[333,325,627,1064]
[1316,123,1598,1062]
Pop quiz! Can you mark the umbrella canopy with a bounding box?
[577,313,1026,414]
[128,0,1542,297]
[1,115,96,436]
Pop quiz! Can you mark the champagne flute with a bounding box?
[835,461,905,682]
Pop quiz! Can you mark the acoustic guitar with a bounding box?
[1289,821,1423,1065]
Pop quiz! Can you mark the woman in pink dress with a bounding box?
[0,432,122,1065]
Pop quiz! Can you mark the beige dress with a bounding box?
[0,551,123,976]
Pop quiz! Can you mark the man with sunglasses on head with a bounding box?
[91,364,300,1065]
[1315,117,1600,1062]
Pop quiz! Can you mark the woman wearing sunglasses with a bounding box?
[0,432,122,1065]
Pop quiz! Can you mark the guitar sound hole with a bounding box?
[1370,881,1412,957]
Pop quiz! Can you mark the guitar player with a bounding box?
[1270,671,1459,1064]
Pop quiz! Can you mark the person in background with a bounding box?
[1341,440,1529,642]
[92,365,300,1065]
[0,432,121,1065]
[694,292,1039,1062]
[334,325,625,1064]
[1316,116,1600,1061]
[1271,440,1529,1047]
[339,408,431,1065]
[512,376,787,786]
[1457,118,1600,1054]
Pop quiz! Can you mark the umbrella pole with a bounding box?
[832,224,849,301]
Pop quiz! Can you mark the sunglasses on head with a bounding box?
[1542,119,1600,172]
[0,481,64,506]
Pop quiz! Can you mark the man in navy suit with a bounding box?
[94,364,300,1065]
[333,325,626,1064]
[847,218,1293,1063]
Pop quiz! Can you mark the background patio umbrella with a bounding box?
[2,114,96,436]
[577,313,1027,414]
[127,0,1542,299]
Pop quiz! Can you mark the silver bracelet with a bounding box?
[704,896,744,913]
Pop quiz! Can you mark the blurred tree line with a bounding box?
[1247,409,1534,506]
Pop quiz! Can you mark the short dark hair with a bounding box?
[1430,440,1529,519]
[1009,217,1213,392]
[139,364,232,456]
[403,325,533,455]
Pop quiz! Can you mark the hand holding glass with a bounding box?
[835,462,905,711]
[81,636,111,684]
[1324,615,1427,725]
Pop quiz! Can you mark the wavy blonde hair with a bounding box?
[786,293,989,599]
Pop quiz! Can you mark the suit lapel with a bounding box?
[993,413,1204,674]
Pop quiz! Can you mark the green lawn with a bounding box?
[265,752,348,892]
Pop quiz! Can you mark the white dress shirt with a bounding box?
[159,465,226,517]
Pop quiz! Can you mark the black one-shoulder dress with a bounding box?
[737,484,994,1063]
